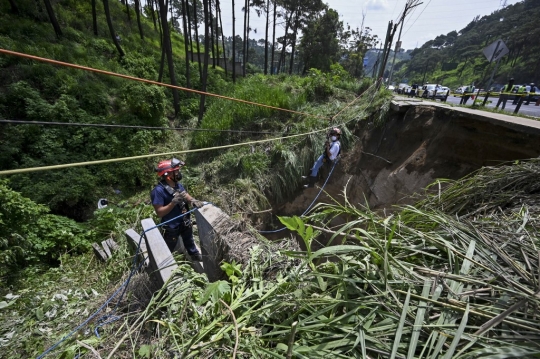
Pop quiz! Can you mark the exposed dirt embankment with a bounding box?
[280,104,540,215]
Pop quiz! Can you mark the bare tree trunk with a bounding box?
[91,0,98,35]
[181,0,191,88]
[277,11,293,74]
[288,10,298,75]
[198,0,211,123]
[193,0,203,78]
[8,0,19,13]
[216,0,228,77]
[270,0,276,74]
[232,0,236,82]
[125,0,131,22]
[157,0,165,81]
[242,0,248,76]
[185,0,194,61]
[245,2,250,73]
[264,0,269,74]
[103,0,124,56]
[158,0,180,116]
[43,0,63,38]
[209,0,216,68]
[149,0,158,30]
[134,0,144,39]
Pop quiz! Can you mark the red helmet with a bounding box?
[155,158,185,177]
[329,127,341,136]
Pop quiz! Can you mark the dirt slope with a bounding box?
[279,104,540,216]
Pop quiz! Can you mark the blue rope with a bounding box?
[258,160,338,234]
[37,204,206,359]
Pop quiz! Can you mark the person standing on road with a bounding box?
[409,83,418,98]
[525,83,537,105]
[512,84,527,105]
[151,158,205,260]
[495,78,515,110]
[460,84,475,105]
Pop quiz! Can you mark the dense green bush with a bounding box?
[0,180,93,278]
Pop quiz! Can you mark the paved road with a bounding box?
[413,94,540,118]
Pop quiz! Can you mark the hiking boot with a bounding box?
[303,176,317,188]
[192,253,202,262]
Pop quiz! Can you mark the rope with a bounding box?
[0,49,327,120]
[258,160,338,234]
[0,130,327,175]
[0,119,282,135]
[36,205,204,359]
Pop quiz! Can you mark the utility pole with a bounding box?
[377,21,393,81]
[388,0,423,85]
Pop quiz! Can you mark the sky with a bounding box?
[218,0,523,51]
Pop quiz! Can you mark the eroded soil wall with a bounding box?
[280,105,540,215]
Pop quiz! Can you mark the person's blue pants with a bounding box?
[163,226,199,255]
[310,154,325,177]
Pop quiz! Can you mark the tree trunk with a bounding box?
[8,0,19,14]
[149,0,158,30]
[103,0,125,56]
[245,2,250,73]
[198,0,211,123]
[271,0,276,74]
[242,0,248,76]
[216,0,228,77]
[125,0,132,22]
[232,0,236,82]
[193,0,203,78]
[91,0,98,35]
[134,0,144,39]
[277,11,293,74]
[181,0,191,88]
[288,10,298,75]
[158,0,180,116]
[264,0,269,74]
[185,0,194,61]
[157,0,165,81]
[43,0,63,38]
[209,0,216,68]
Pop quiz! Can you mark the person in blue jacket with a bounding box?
[302,127,342,188]
[151,158,204,260]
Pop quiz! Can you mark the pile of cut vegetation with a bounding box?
[12,159,539,358]
[81,159,540,358]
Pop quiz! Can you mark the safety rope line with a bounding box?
[0,81,380,176]
[259,160,338,234]
[0,119,282,135]
[0,49,327,120]
[0,130,326,175]
[36,205,204,359]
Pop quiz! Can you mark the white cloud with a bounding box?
[365,0,389,11]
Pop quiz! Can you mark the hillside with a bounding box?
[395,0,540,89]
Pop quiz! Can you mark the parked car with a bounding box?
[454,86,467,96]
[396,83,409,94]
[420,84,450,100]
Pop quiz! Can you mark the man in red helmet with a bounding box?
[150,158,204,261]
[302,127,341,188]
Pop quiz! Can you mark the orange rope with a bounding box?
[0,48,327,120]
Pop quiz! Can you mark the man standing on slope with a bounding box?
[302,127,341,188]
[151,158,204,260]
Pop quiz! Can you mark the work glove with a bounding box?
[191,199,205,208]
[171,191,187,205]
